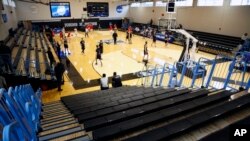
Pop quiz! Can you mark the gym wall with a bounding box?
[0,3,17,40]
[128,0,250,37]
[16,0,129,21]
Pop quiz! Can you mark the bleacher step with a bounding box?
[43,101,63,107]
[39,123,80,136]
[41,115,73,124]
[42,110,69,117]
[49,131,87,141]
[42,110,70,117]
[41,113,72,122]
[42,118,76,128]
[42,120,78,131]
[66,135,90,141]
[43,103,64,109]
[41,117,75,126]
[39,126,83,141]
[43,106,66,112]
[42,107,68,113]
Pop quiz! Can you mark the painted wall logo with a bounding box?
[116,5,123,13]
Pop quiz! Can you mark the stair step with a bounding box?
[42,118,76,128]
[66,135,90,141]
[42,104,65,110]
[39,123,80,136]
[39,126,83,141]
[41,113,72,122]
[41,115,73,124]
[42,109,69,116]
[42,120,78,131]
[43,101,62,107]
[49,131,86,141]
[42,107,67,113]
[41,117,75,126]
[42,111,71,118]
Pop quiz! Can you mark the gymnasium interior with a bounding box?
[0,0,250,140]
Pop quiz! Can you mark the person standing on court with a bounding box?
[54,62,65,91]
[85,26,89,38]
[95,45,103,66]
[99,40,104,54]
[80,38,85,54]
[100,73,109,90]
[56,42,61,60]
[143,41,149,66]
[113,31,118,45]
[64,39,69,55]
[151,33,157,47]
[112,72,122,88]
[47,48,55,68]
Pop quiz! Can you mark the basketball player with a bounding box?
[113,31,118,45]
[144,41,148,56]
[74,28,78,37]
[85,26,89,37]
[143,41,149,66]
[80,38,85,54]
[128,31,132,44]
[95,45,103,66]
[99,40,103,54]
[64,39,69,55]
[151,33,156,47]
[165,35,168,47]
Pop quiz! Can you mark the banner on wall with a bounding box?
[2,14,7,23]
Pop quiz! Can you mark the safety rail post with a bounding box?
[168,64,176,87]
[191,61,198,88]
[223,59,236,89]
[205,59,216,88]
[158,63,167,87]
[240,61,247,88]
[177,62,187,87]
[150,65,158,87]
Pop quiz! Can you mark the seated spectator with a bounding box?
[241,33,248,42]
[135,27,140,32]
[112,72,122,88]
[100,73,109,90]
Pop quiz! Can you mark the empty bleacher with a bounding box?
[1,83,250,140]
[1,27,59,90]
[188,30,242,55]
[59,86,250,141]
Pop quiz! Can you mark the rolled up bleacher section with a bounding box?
[2,28,57,90]
[188,30,242,55]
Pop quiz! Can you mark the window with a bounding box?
[176,0,193,6]
[230,0,250,6]
[141,2,154,7]
[130,2,140,7]
[155,1,167,7]
[7,0,15,7]
[3,0,8,5]
[197,0,224,6]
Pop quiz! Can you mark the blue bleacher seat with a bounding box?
[0,84,42,141]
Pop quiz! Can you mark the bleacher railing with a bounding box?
[144,52,250,91]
